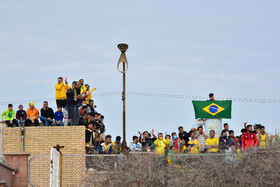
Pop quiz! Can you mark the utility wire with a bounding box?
[0,91,279,106]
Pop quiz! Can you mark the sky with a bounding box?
[0,1,279,142]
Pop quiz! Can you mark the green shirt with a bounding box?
[1,109,15,121]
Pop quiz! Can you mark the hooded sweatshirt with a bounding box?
[1,109,15,121]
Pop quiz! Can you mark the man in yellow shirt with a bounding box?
[205,130,219,153]
[258,126,270,149]
[79,79,87,93]
[55,77,69,108]
[153,132,170,155]
[188,131,201,154]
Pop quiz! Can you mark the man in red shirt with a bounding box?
[242,124,258,150]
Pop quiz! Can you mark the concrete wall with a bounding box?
[2,126,86,186]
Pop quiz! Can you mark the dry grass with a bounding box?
[85,143,280,187]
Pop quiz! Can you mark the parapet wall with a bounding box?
[1,125,86,186]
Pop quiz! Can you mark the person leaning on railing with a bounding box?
[205,130,219,153]
[154,132,170,155]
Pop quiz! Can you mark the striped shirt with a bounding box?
[197,134,206,151]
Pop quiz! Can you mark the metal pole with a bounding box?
[117,43,128,152]
[122,63,126,146]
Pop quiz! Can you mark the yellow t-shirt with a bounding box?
[260,134,266,149]
[180,145,187,154]
[104,144,108,151]
[154,138,170,155]
[236,148,241,160]
[188,139,201,154]
[85,91,92,104]
[205,137,219,153]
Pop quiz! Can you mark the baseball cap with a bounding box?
[29,102,34,106]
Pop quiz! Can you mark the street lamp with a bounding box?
[117,43,128,152]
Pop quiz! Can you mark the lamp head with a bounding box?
[118,43,128,53]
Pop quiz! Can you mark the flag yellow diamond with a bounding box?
[203,103,225,116]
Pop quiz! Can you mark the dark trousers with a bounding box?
[25,119,39,126]
[5,119,18,127]
[67,104,75,120]
[56,100,66,108]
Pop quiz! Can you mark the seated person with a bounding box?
[16,104,27,128]
[129,136,142,152]
[26,102,39,126]
[54,106,64,126]
[40,101,54,126]
[97,135,112,154]
[1,104,18,127]
[188,131,201,154]
[205,130,219,153]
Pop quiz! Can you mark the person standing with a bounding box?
[195,126,208,153]
[188,131,201,154]
[154,132,170,155]
[129,136,142,152]
[223,123,230,137]
[219,130,231,152]
[68,81,88,125]
[258,126,270,149]
[178,126,189,141]
[1,104,18,127]
[242,124,258,150]
[40,101,55,126]
[26,102,39,126]
[16,104,27,128]
[170,132,180,154]
[55,77,69,108]
[205,130,219,153]
[111,136,122,154]
[79,79,87,93]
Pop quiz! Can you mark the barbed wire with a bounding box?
[0,91,279,106]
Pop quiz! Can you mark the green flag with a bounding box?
[192,100,232,119]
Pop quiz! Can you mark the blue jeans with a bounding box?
[54,120,64,126]
[17,119,25,128]
[40,116,53,126]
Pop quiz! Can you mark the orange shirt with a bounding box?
[27,108,39,120]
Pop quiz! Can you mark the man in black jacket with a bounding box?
[178,126,190,142]
[40,101,54,126]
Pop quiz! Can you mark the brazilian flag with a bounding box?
[192,100,232,119]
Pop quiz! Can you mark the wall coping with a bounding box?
[4,152,31,156]
[0,162,16,171]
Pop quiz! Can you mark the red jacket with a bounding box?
[242,132,258,150]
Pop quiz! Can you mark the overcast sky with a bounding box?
[0,1,279,142]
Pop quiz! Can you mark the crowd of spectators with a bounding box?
[1,77,105,132]
[86,122,272,159]
[0,81,273,160]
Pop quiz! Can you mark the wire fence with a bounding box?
[1,91,280,106]
[27,147,280,187]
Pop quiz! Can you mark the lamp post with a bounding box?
[117,43,129,152]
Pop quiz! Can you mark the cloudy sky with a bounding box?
[0,1,279,141]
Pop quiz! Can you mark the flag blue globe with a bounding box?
[209,105,218,113]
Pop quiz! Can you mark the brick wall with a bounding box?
[2,126,86,186]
